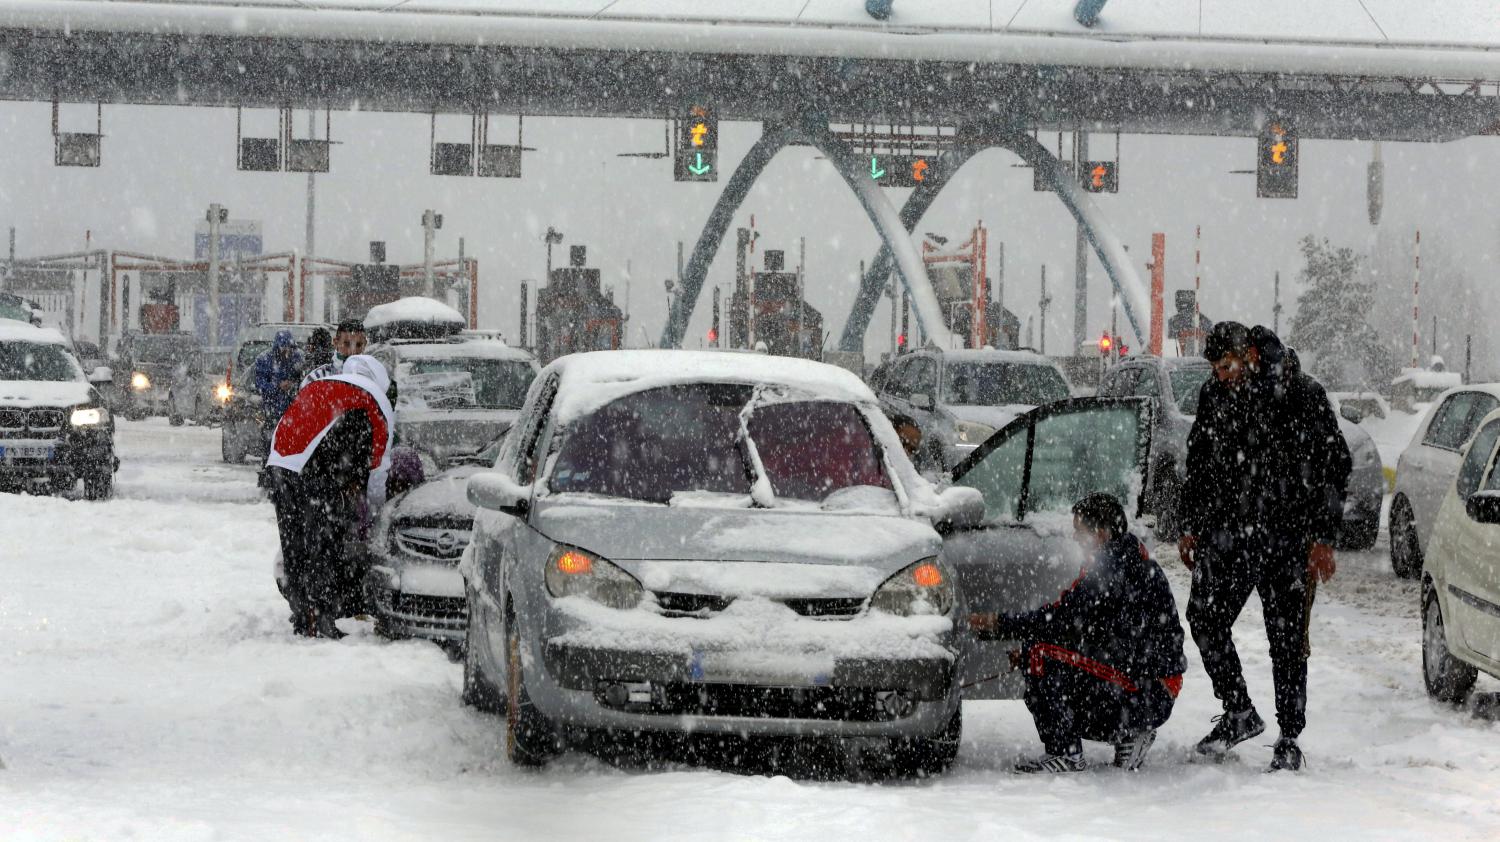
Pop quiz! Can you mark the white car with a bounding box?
[1390,385,1500,578]
[1417,407,1500,702]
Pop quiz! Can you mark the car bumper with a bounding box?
[1344,462,1386,521]
[0,430,114,483]
[365,562,467,641]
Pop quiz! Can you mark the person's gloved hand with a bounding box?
[968,613,997,638]
[1178,534,1198,571]
[1308,542,1336,583]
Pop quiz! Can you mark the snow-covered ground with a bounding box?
[3,419,1499,841]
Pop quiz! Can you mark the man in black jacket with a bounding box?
[1178,322,1350,771]
[970,493,1186,773]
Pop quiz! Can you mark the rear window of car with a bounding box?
[132,336,199,363]
[1170,366,1212,415]
[943,361,1068,406]
[396,357,536,410]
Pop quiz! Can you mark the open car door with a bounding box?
[940,397,1154,699]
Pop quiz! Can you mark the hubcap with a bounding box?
[1424,598,1446,684]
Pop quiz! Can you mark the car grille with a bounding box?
[0,407,65,437]
[651,592,866,619]
[392,525,471,563]
[389,592,467,622]
[598,682,901,722]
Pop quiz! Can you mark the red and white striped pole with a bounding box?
[1412,229,1421,368]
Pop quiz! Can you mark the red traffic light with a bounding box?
[897,333,907,348]
[1098,332,1113,353]
[707,327,718,343]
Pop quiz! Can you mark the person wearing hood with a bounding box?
[1177,322,1351,771]
[265,354,395,638]
[970,493,1185,773]
[297,328,334,385]
[254,330,304,448]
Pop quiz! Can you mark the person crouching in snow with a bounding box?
[265,355,395,639]
[969,493,1186,773]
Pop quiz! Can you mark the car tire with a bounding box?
[1390,496,1422,579]
[1149,467,1182,542]
[1423,586,1477,704]
[888,705,961,778]
[82,469,113,501]
[1339,510,1380,551]
[505,606,561,767]
[221,425,247,464]
[462,611,505,713]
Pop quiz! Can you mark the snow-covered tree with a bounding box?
[1287,236,1394,390]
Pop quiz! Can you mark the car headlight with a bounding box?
[544,545,643,609]
[955,420,996,445]
[131,371,150,390]
[215,382,233,402]
[869,558,955,616]
[70,406,107,426]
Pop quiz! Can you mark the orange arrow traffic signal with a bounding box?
[1092,164,1107,188]
[1271,140,1287,164]
[912,159,929,182]
[691,122,708,147]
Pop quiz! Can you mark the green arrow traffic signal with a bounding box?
[870,157,886,179]
[688,153,711,176]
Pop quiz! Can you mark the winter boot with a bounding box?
[1014,742,1087,774]
[1194,708,1266,758]
[1268,736,1304,772]
[1113,728,1157,771]
[314,613,346,640]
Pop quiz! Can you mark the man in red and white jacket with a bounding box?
[265,355,395,638]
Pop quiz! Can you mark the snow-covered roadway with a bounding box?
[2,420,1498,841]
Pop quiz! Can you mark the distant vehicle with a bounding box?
[1391,368,1464,413]
[220,322,331,464]
[1415,406,1500,703]
[461,350,983,772]
[168,348,233,426]
[871,348,1072,471]
[1328,391,1391,423]
[1390,385,1500,578]
[1098,355,1384,548]
[112,331,201,420]
[368,336,539,470]
[366,437,504,656]
[0,321,117,499]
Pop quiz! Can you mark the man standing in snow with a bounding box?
[1178,322,1350,772]
[254,330,303,450]
[300,319,367,388]
[969,493,1185,773]
[265,355,394,638]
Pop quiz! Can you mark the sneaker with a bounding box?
[1194,708,1266,758]
[1268,736,1304,772]
[1113,728,1157,771]
[1014,743,1087,774]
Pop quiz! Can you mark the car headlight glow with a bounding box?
[870,557,955,616]
[70,406,106,426]
[131,371,151,390]
[215,382,233,402]
[956,420,996,445]
[544,545,643,609]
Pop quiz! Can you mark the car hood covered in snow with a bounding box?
[530,499,941,597]
[391,463,485,523]
[0,379,95,408]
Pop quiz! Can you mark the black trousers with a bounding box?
[1024,653,1177,756]
[268,466,354,629]
[1186,529,1311,738]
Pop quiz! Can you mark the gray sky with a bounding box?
[3,101,1497,366]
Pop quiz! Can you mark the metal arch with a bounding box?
[839,129,1150,352]
[662,115,959,350]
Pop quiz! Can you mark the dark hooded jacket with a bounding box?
[254,330,304,418]
[980,532,1186,685]
[1179,327,1352,544]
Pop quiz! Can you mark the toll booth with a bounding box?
[535,246,623,364]
[729,249,823,359]
[922,224,1020,350]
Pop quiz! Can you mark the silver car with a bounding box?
[460,350,983,773]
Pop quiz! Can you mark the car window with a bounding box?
[1425,393,1481,450]
[747,401,891,502]
[942,361,1070,405]
[1025,404,1146,515]
[0,341,82,382]
[1169,366,1212,414]
[1099,367,1139,398]
[882,359,909,397]
[1463,395,1499,441]
[1130,367,1161,399]
[515,374,560,483]
[1458,418,1500,497]
[396,357,535,410]
[952,426,1026,522]
[903,358,937,397]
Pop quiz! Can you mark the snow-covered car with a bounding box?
[221,322,331,464]
[168,348,232,427]
[368,337,538,470]
[365,438,504,654]
[1099,356,1384,549]
[0,321,118,499]
[1415,407,1500,703]
[1328,391,1391,423]
[872,348,1071,471]
[460,350,983,772]
[1390,385,1500,578]
[111,331,201,420]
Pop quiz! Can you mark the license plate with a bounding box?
[0,445,53,460]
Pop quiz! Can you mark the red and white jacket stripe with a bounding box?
[267,355,395,505]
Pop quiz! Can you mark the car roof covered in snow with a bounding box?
[0,320,70,346]
[1392,368,1465,389]
[547,350,878,423]
[363,297,467,330]
[927,348,1061,367]
[388,339,537,363]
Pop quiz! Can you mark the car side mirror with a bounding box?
[1465,490,1500,525]
[932,486,986,532]
[468,471,531,518]
[89,366,113,384]
[911,392,936,412]
[1339,404,1364,424]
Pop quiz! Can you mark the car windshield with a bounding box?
[0,341,81,382]
[1170,366,1212,414]
[397,357,535,410]
[549,383,891,505]
[236,341,270,369]
[133,336,198,363]
[942,361,1069,406]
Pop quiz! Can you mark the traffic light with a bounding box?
[674,105,718,182]
[1257,122,1298,199]
[1098,332,1113,355]
[710,287,721,347]
[1081,161,1118,193]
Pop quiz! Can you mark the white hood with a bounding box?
[0,380,94,408]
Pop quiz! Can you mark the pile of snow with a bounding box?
[1391,367,1462,390]
[0,320,69,345]
[364,297,465,330]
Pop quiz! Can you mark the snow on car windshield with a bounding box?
[0,341,82,382]
[396,357,535,410]
[942,361,1069,406]
[549,382,891,506]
